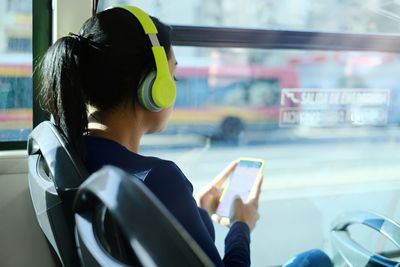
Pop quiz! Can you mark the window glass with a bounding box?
[0,0,32,142]
[140,46,400,266]
[99,0,400,34]
[8,37,32,52]
[7,0,31,14]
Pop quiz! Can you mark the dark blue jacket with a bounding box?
[84,135,251,267]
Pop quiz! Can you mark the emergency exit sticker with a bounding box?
[279,88,390,127]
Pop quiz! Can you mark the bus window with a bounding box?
[205,79,280,107]
[248,80,280,107]
[0,0,32,142]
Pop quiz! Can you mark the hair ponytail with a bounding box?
[39,37,88,156]
[38,8,173,157]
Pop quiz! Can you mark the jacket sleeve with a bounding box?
[144,161,251,267]
[224,222,251,266]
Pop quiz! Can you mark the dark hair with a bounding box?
[39,8,172,155]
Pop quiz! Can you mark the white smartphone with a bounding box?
[215,158,265,218]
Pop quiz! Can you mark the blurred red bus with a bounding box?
[169,65,299,140]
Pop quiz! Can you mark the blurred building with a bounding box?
[0,0,32,54]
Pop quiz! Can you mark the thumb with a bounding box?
[229,196,243,221]
[233,196,244,207]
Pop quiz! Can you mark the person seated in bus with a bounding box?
[38,6,332,267]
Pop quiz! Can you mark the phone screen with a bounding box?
[216,160,263,218]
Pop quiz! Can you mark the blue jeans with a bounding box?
[282,249,333,267]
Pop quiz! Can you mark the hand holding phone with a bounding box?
[215,158,265,219]
[196,161,238,215]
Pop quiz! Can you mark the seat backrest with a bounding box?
[74,165,215,267]
[27,121,88,267]
[331,211,400,267]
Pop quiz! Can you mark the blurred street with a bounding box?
[142,129,400,266]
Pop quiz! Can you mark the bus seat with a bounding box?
[331,211,400,267]
[74,165,215,267]
[27,121,88,267]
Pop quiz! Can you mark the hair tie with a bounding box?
[68,32,88,43]
[68,32,106,52]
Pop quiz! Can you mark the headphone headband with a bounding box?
[114,6,176,111]
[120,6,158,34]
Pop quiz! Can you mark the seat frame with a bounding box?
[28,121,88,267]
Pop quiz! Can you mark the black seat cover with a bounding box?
[28,121,88,267]
[74,165,215,267]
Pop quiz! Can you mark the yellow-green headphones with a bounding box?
[118,6,176,112]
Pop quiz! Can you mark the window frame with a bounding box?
[171,25,400,52]
[32,0,52,129]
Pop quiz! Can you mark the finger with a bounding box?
[211,160,238,188]
[248,174,263,206]
[211,214,221,223]
[229,196,243,220]
[212,213,231,227]
[233,195,243,205]
[196,184,220,200]
[219,217,231,227]
[211,186,222,195]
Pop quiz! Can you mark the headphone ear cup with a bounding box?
[137,71,161,112]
